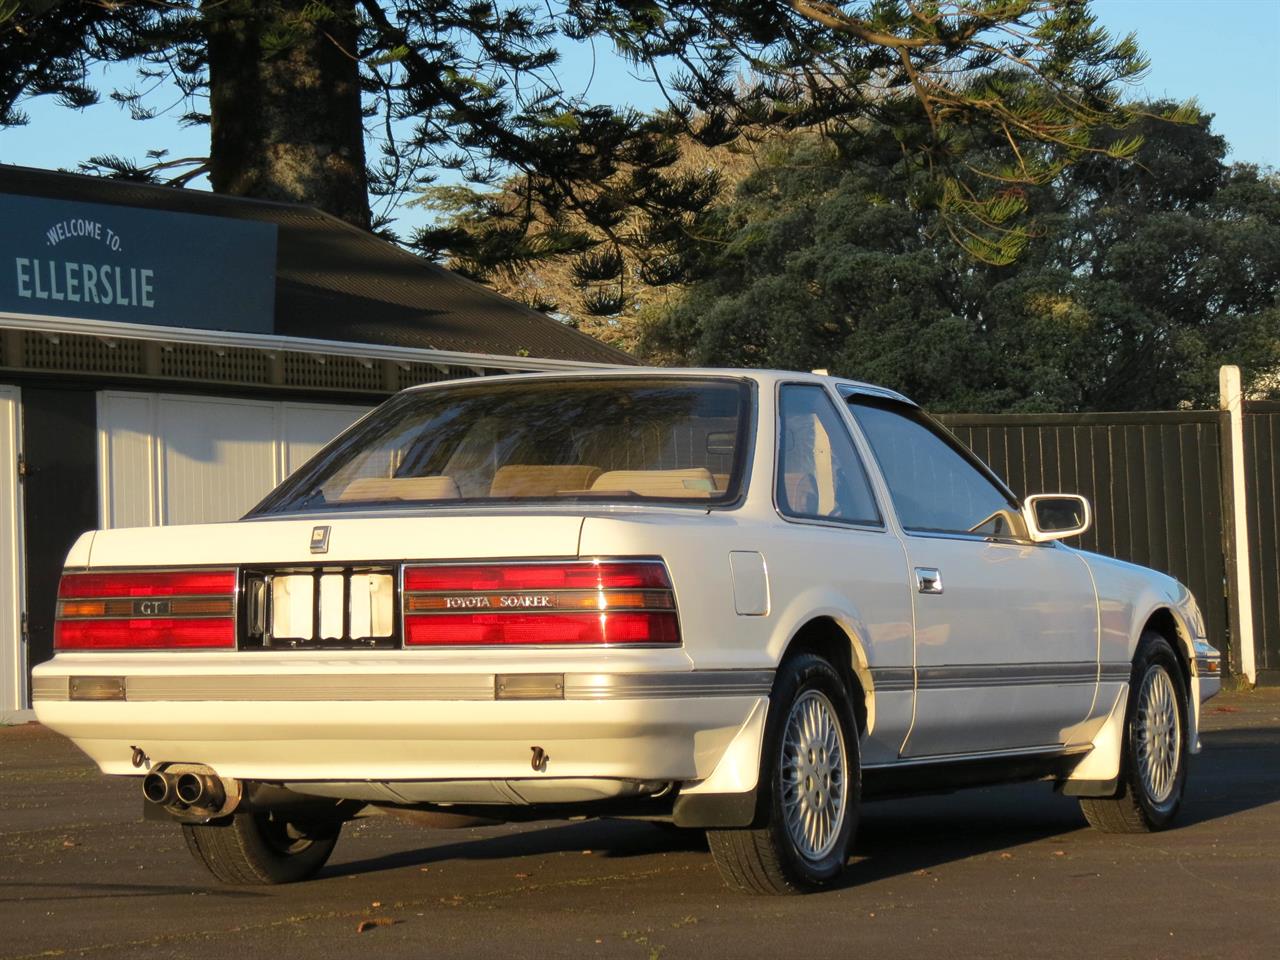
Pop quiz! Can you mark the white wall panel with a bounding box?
[0,385,24,718]
[98,392,158,529]
[99,391,372,529]
[279,402,368,479]
[158,396,278,525]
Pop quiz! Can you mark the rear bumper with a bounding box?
[32,667,771,786]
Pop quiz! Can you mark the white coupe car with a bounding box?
[33,370,1221,894]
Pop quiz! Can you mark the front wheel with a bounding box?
[182,810,342,884]
[708,653,860,894]
[1080,633,1189,833]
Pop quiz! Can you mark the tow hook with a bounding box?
[130,745,150,770]
[530,746,549,772]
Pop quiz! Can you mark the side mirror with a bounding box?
[1023,493,1091,542]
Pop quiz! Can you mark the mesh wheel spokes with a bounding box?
[780,690,848,861]
[1135,665,1181,805]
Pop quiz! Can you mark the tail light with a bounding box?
[54,569,237,650]
[402,560,680,646]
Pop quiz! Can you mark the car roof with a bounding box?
[402,367,918,407]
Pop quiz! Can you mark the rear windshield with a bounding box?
[251,377,752,515]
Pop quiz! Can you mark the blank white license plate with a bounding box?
[270,573,394,641]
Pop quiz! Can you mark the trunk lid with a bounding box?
[83,513,586,567]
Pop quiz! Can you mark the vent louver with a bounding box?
[159,344,270,384]
[24,332,143,374]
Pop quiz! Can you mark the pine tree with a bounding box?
[3,2,1151,286]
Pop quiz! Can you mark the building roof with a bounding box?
[0,164,635,366]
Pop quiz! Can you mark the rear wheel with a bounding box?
[708,653,860,894]
[1080,633,1189,833]
[182,810,341,884]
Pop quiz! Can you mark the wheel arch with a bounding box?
[1140,606,1194,695]
[778,615,871,737]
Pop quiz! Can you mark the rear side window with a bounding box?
[776,385,881,526]
[251,377,752,514]
[848,402,1014,535]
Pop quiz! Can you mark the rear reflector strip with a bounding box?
[55,569,237,651]
[403,560,680,647]
[68,676,126,701]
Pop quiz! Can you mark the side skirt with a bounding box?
[862,746,1091,801]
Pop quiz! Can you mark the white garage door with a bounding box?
[0,385,24,718]
[98,391,370,528]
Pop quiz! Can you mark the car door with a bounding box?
[845,397,1099,758]
[769,384,915,766]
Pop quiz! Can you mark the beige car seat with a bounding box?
[488,465,603,497]
[336,475,461,501]
[589,468,717,497]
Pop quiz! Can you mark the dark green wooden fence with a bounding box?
[1242,400,1280,678]
[937,411,1231,661]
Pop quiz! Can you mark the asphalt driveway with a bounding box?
[2,688,1278,960]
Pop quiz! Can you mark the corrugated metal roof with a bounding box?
[0,165,636,365]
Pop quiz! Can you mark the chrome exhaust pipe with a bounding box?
[175,772,226,811]
[142,771,175,805]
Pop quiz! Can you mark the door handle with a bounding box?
[914,567,943,595]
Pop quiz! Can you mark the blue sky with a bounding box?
[2,0,1276,230]
[1099,0,1279,165]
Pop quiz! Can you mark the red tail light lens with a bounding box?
[404,562,671,592]
[57,570,236,599]
[403,560,680,646]
[54,569,237,651]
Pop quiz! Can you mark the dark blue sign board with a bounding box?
[0,193,278,334]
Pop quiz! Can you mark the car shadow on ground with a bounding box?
[323,781,1083,885]
[1176,724,1280,827]
[321,718,1280,889]
[322,817,706,879]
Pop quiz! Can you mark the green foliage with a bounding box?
[642,105,1280,411]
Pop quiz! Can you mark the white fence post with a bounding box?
[1220,364,1258,684]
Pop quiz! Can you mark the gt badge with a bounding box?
[309,525,331,554]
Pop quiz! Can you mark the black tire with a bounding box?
[707,653,861,895]
[182,810,341,884]
[1080,633,1190,833]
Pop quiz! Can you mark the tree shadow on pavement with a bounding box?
[0,880,264,903]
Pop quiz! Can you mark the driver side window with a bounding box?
[848,401,1017,537]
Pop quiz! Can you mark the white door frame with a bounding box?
[0,384,27,722]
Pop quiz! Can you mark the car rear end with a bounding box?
[32,374,769,819]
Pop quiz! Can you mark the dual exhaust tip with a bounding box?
[143,769,226,814]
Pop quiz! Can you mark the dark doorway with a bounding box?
[22,386,98,678]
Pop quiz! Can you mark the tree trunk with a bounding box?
[205,0,370,229]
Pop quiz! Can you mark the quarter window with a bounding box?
[849,402,1016,536]
[777,385,881,526]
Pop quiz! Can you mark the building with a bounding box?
[0,165,632,721]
